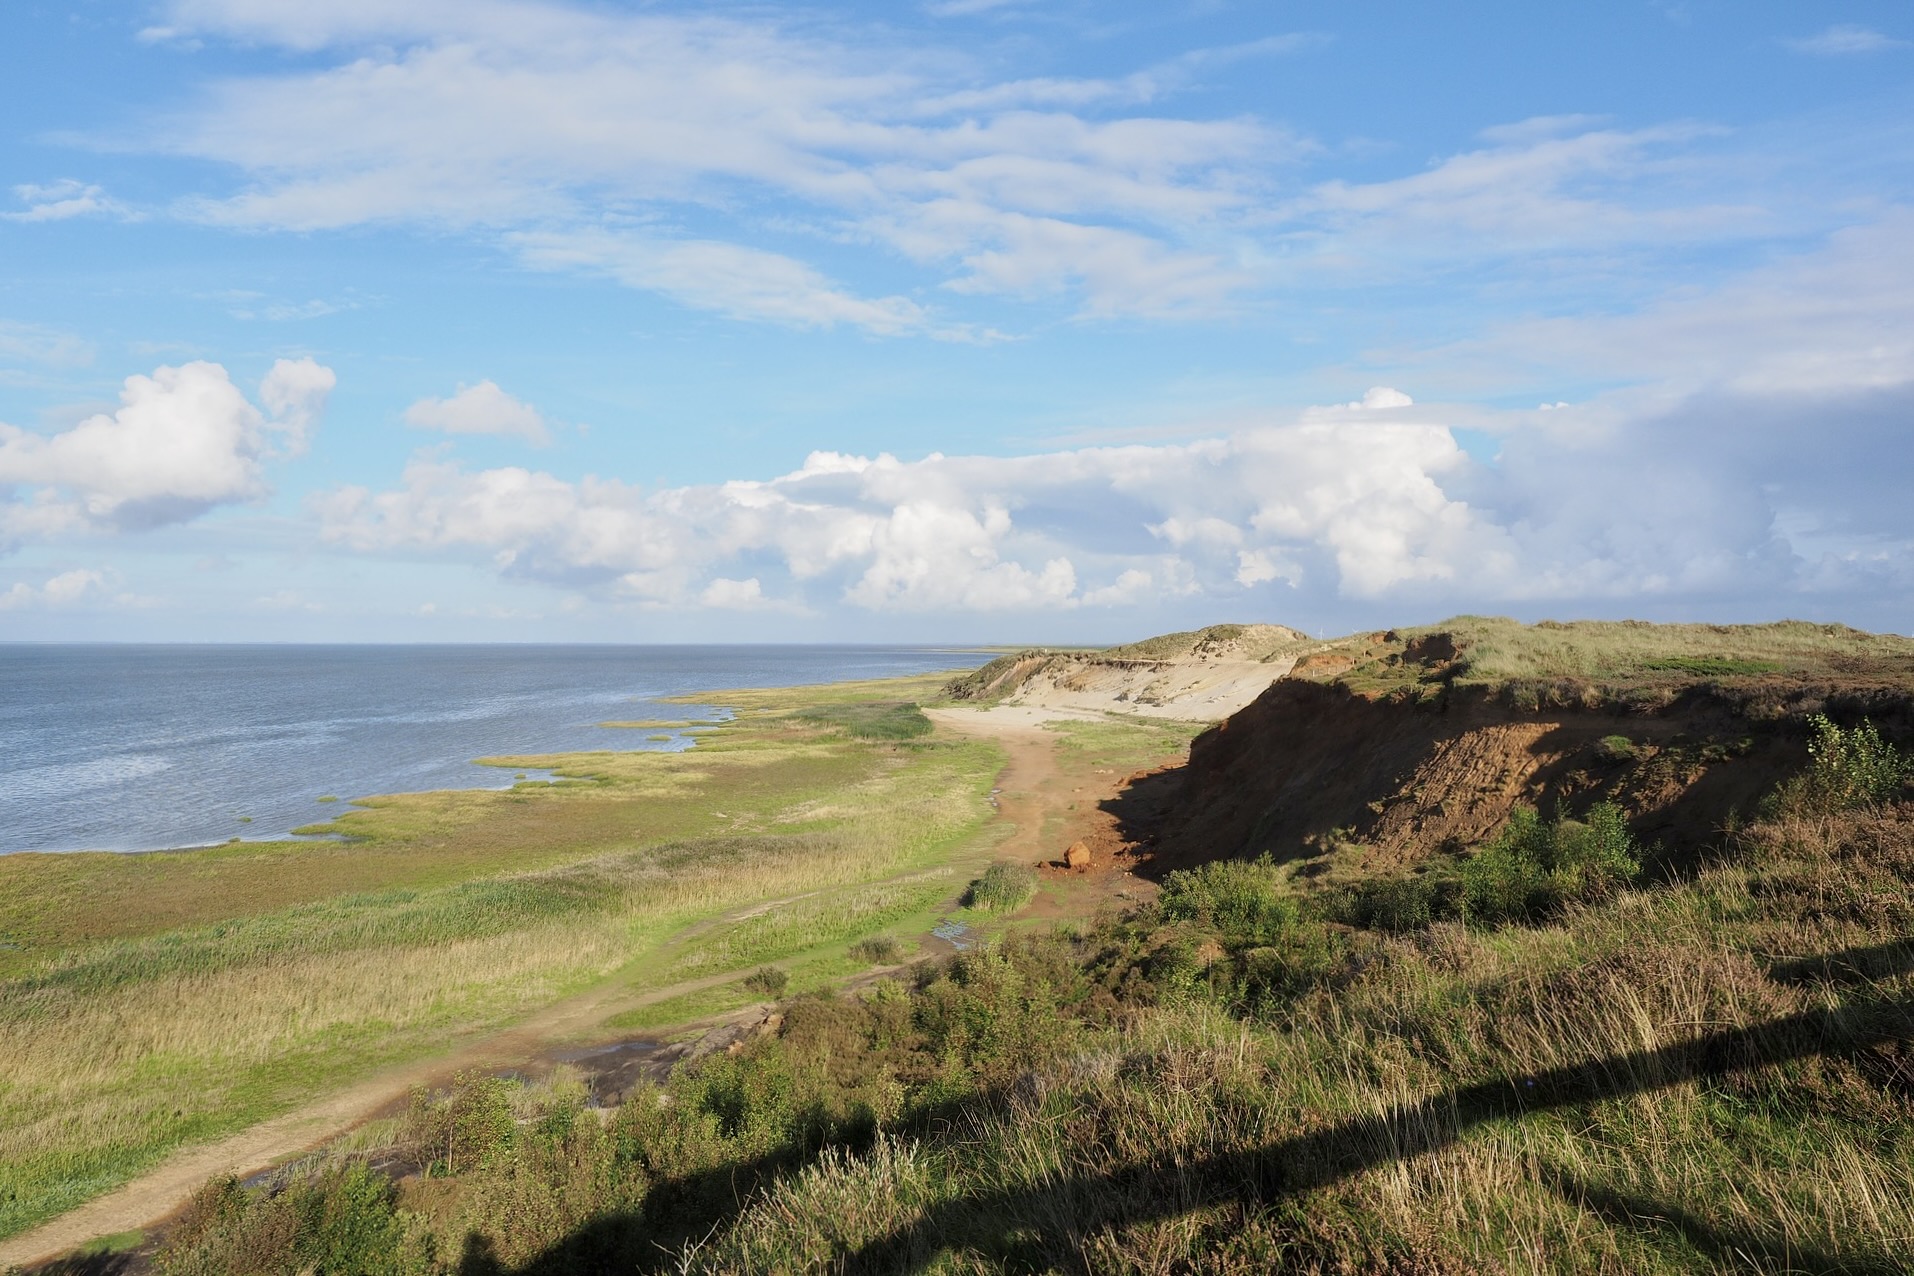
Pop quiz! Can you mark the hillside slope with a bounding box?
[944,623,1311,721]
[1139,618,1914,877]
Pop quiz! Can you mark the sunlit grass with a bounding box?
[0,688,1004,1242]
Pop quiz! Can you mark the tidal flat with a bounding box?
[0,668,1008,1241]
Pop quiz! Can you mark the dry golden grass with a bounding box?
[686,806,1914,1274]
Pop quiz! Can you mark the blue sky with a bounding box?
[1,0,1910,642]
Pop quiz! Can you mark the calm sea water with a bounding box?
[0,645,990,854]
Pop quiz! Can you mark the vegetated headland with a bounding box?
[4,617,1913,1274]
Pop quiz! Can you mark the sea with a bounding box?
[0,645,991,854]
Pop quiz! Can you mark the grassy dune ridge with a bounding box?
[0,679,1001,1242]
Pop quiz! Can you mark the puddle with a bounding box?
[931,919,975,950]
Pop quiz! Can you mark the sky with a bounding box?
[1,0,1910,643]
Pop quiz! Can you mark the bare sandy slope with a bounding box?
[994,655,1297,720]
[944,622,1308,722]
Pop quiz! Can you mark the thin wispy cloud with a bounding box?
[1784,25,1907,55]
[3,180,137,223]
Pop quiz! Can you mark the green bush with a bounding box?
[849,934,903,964]
[404,1071,516,1177]
[743,965,790,998]
[1771,714,1911,814]
[1458,803,1638,924]
[1335,873,1445,933]
[1595,734,1636,761]
[156,1166,431,1276]
[1157,857,1299,945]
[963,861,1037,913]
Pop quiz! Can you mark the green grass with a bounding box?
[153,790,1914,1273]
[1044,715,1207,770]
[791,701,934,740]
[1641,655,1784,676]
[962,862,1037,913]
[1100,622,1307,663]
[1296,615,1914,703]
[0,679,1005,1244]
[73,1228,143,1256]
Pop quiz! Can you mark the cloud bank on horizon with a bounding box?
[0,0,1909,640]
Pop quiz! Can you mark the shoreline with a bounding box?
[2,649,991,858]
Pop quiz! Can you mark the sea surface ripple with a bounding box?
[0,644,987,853]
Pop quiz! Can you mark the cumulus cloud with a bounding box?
[700,577,766,609]
[314,412,1522,614]
[0,358,333,546]
[312,367,1914,624]
[404,380,551,445]
[0,568,108,610]
[312,220,1914,627]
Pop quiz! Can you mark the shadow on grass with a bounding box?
[457,943,1913,1274]
[1546,1169,1907,1276]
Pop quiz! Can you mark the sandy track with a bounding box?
[1,708,1131,1269]
[0,911,805,1268]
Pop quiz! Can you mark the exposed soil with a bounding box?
[1116,677,1913,879]
[925,707,1170,918]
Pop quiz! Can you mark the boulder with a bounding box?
[1064,840,1092,869]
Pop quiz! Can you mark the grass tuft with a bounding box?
[962,862,1037,913]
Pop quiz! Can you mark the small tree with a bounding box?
[1767,714,1910,815]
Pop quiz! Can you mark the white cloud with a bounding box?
[141,0,1286,322]
[0,358,333,546]
[0,568,107,610]
[1425,211,1914,399]
[1276,123,1758,278]
[254,589,324,613]
[311,216,1914,623]
[3,180,136,223]
[699,577,766,609]
[1784,25,1906,55]
[509,232,985,340]
[404,380,551,445]
[1342,387,1413,411]
[314,414,1514,613]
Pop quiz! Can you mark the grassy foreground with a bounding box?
[127,674,1914,1273]
[130,775,1914,1274]
[0,675,1002,1243]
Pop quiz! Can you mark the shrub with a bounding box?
[155,1167,430,1276]
[743,966,790,998]
[1596,734,1637,761]
[963,862,1037,913]
[1157,857,1299,945]
[849,934,903,964]
[1771,714,1911,814]
[404,1071,517,1177]
[1458,803,1638,925]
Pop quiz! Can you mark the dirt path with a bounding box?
[0,945,784,1269]
[925,706,1172,917]
[0,710,1142,1270]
